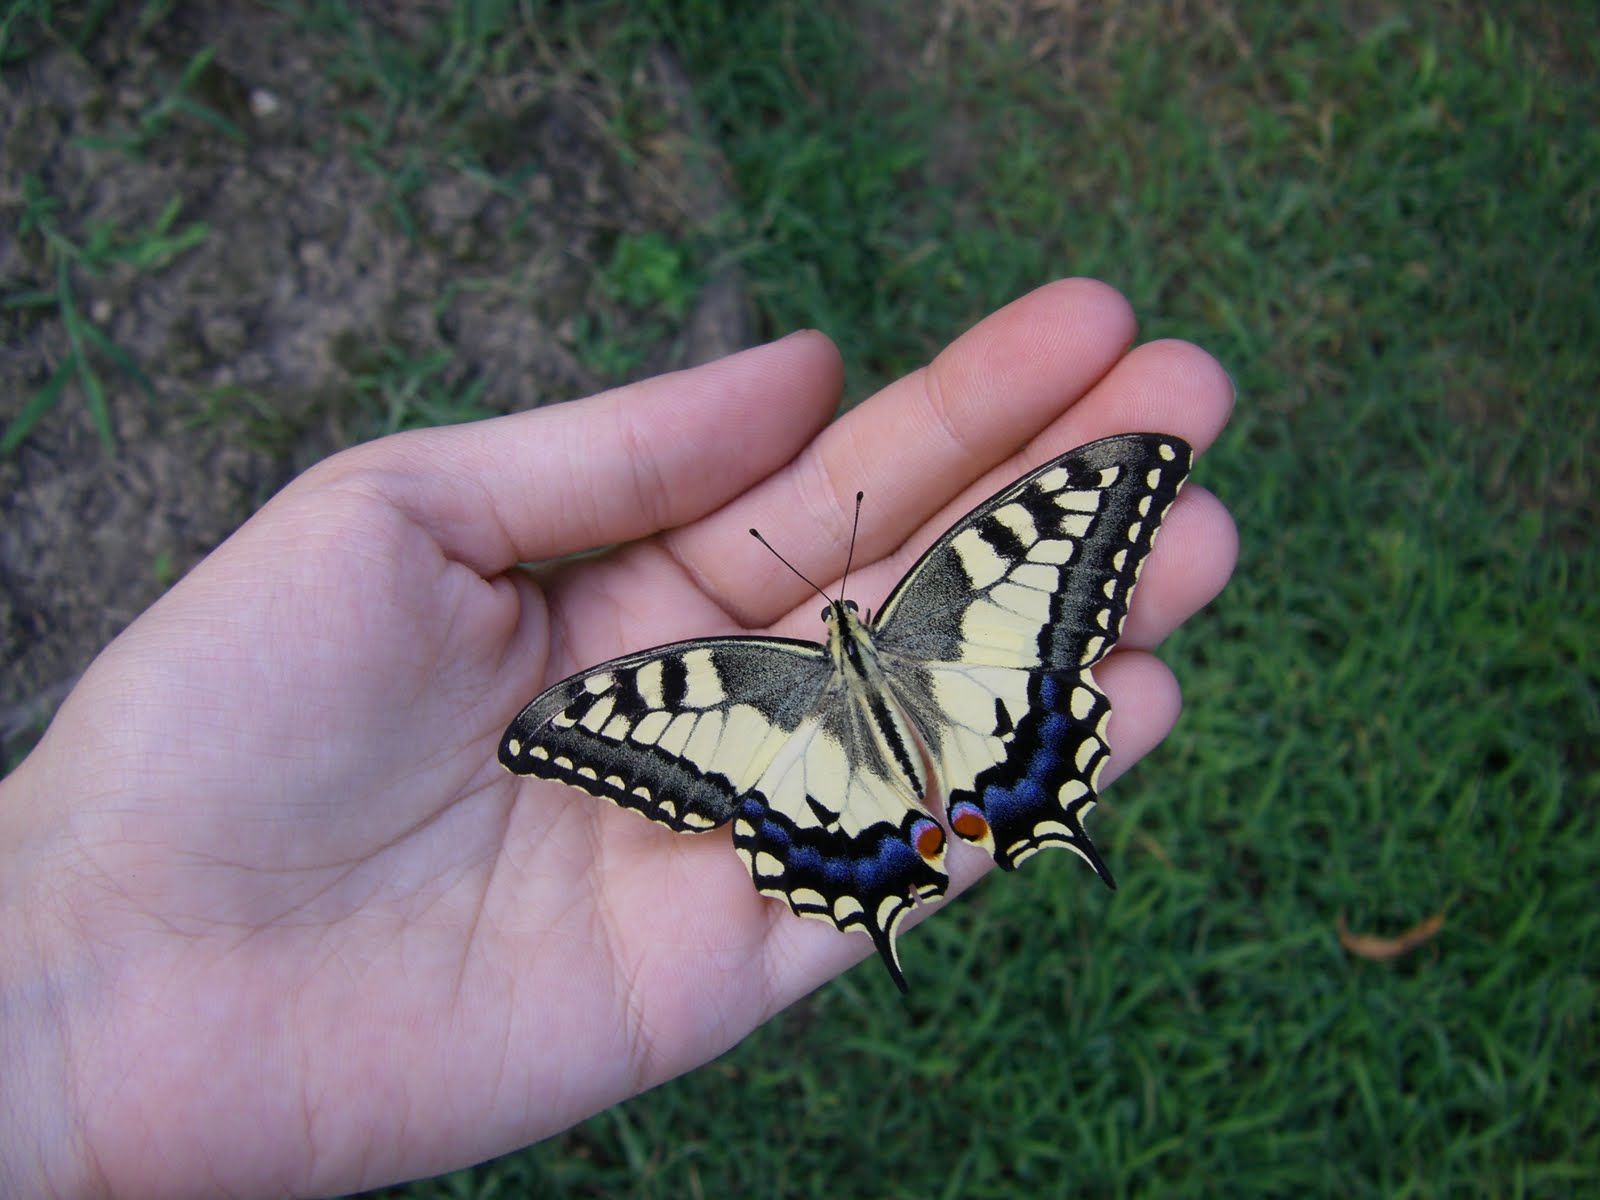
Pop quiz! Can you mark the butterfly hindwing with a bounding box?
[732,688,947,991]
[874,433,1192,872]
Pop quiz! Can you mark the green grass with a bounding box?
[73,44,247,156]
[9,0,1598,1194]
[334,339,495,436]
[2,174,207,454]
[362,4,1595,1197]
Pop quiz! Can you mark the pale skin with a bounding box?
[0,279,1237,1198]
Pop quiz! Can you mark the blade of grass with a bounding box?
[78,320,157,403]
[1,358,75,457]
[54,257,114,449]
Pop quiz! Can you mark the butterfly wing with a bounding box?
[732,672,947,992]
[500,637,831,830]
[872,433,1192,872]
[500,635,947,989]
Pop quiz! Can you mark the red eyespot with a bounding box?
[913,819,945,860]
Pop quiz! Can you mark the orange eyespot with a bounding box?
[952,808,990,843]
[914,820,945,861]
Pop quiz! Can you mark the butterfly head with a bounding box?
[820,597,861,624]
[821,598,879,658]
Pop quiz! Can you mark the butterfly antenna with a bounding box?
[749,527,831,606]
[838,490,865,604]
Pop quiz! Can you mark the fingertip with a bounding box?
[777,327,845,380]
[1006,276,1138,339]
[654,328,842,448]
[935,278,1139,410]
[1106,338,1235,451]
[1038,276,1139,345]
[1095,651,1184,785]
[689,330,841,474]
[1181,484,1240,600]
[1123,484,1239,646]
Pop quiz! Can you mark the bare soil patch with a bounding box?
[1,5,749,761]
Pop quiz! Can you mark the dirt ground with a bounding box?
[0,4,751,764]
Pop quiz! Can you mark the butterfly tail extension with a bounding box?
[732,796,947,993]
[868,916,912,994]
[942,668,1119,876]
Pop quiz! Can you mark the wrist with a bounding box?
[0,754,104,1198]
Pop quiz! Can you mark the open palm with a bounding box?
[3,280,1235,1198]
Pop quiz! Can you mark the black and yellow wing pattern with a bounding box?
[500,433,1192,990]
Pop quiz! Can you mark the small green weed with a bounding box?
[75,46,245,157]
[336,339,493,437]
[600,231,696,318]
[571,232,702,379]
[3,176,208,455]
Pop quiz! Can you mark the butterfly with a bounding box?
[499,433,1192,990]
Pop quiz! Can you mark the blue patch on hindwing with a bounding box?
[980,674,1075,826]
[734,794,945,992]
[737,797,939,896]
[963,672,1112,878]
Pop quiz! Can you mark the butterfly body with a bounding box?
[500,433,1192,990]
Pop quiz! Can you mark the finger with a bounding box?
[308,331,843,576]
[1022,335,1236,460]
[1117,484,1237,650]
[667,278,1139,624]
[1095,647,1186,785]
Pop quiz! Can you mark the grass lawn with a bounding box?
[468,5,1598,1197]
[8,1,1597,1196]
[367,4,1597,1196]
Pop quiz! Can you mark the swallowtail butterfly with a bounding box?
[500,433,1191,990]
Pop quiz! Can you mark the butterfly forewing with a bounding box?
[500,638,832,830]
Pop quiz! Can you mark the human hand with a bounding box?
[0,279,1236,1197]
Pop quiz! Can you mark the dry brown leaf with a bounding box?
[1337,911,1445,961]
